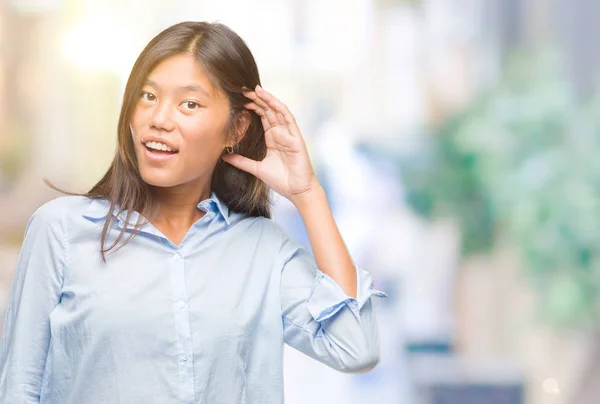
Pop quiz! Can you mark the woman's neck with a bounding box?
[150,183,212,245]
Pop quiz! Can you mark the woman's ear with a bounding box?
[234,110,251,143]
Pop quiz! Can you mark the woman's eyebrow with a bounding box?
[144,79,210,97]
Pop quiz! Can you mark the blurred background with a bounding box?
[0,0,598,403]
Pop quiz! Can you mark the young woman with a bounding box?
[0,21,386,404]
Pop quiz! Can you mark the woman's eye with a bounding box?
[141,92,156,101]
[182,101,199,110]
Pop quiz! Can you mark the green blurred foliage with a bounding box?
[402,51,600,329]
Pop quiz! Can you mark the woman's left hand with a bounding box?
[221,85,320,204]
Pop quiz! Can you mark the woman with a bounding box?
[0,21,385,403]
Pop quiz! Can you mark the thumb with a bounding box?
[222,154,259,176]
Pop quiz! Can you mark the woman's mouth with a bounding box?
[144,145,178,162]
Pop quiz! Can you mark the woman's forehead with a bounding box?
[146,54,217,96]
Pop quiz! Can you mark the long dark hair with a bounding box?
[53,22,271,260]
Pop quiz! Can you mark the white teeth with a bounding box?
[145,141,174,152]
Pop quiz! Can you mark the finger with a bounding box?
[245,102,276,131]
[255,86,299,129]
[244,102,265,116]
[276,112,286,126]
[254,86,301,137]
[247,93,286,126]
[221,153,259,176]
[270,126,296,148]
[243,90,269,109]
[260,115,272,132]
[244,91,279,128]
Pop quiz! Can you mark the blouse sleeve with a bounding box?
[0,202,67,403]
[278,234,386,373]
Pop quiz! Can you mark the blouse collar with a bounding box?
[82,191,231,227]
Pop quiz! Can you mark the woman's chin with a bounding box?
[139,173,180,188]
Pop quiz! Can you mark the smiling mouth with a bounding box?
[145,145,178,155]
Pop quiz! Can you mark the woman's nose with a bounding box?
[149,102,176,132]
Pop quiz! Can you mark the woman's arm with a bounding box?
[0,200,67,403]
[223,86,386,372]
[276,224,386,373]
[289,184,357,299]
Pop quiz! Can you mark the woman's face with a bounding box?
[130,53,231,189]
